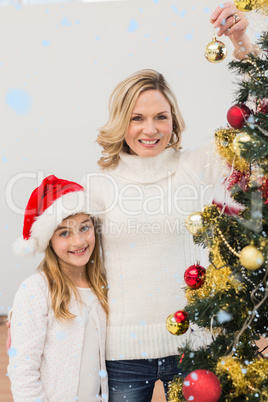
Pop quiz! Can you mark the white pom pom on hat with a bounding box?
[13,175,91,256]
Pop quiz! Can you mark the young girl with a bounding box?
[8,175,108,401]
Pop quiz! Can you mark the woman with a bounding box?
[82,3,258,401]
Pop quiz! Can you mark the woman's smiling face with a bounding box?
[125,90,173,157]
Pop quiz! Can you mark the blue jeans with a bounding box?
[106,355,183,402]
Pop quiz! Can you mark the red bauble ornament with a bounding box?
[184,264,206,289]
[227,104,251,129]
[183,369,221,402]
[166,310,189,335]
[174,310,188,323]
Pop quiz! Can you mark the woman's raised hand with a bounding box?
[210,2,256,59]
[211,2,248,38]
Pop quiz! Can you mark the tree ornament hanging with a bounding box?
[232,132,252,157]
[183,369,222,402]
[185,211,204,236]
[227,104,252,129]
[239,244,264,270]
[205,34,227,63]
[184,263,206,289]
[166,310,189,335]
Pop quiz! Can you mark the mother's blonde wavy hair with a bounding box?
[38,217,108,321]
[97,69,186,169]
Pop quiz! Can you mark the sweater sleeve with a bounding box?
[8,274,49,402]
[181,139,229,189]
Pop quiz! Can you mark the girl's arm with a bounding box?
[6,322,11,351]
[8,275,49,402]
[211,2,259,59]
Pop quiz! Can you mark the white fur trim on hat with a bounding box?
[13,191,90,256]
[13,237,38,256]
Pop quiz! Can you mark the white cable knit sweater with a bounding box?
[82,142,226,360]
[8,273,108,401]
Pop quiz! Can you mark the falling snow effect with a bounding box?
[99,369,107,378]
[42,40,50,47]
[128,19,138,33]
[56,330,67,340]
[185,32,194,41]
[8,347,17,358]
[6,89,32,115]
[171,5,178,14]
[60,16,71,26]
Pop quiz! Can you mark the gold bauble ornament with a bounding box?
[232,132,252,157]
[234,0,255,12]
[166,311,189,336]
[185,211,204,236]
[239,245,264,270]
[205,35,227,63]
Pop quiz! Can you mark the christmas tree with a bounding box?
[167,30,268,402]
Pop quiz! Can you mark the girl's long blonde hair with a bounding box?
[38,217,108,321]
[97,69,186,169]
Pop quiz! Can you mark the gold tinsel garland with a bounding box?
[201,204,221,224]
[216,356,268,398]
[185,239,243,303]
[185,263,242,303]
[167,377,184,402]
[210,238,241,273]
[235,0,268,13]
[185,203,245,302]
[214,128,249,173]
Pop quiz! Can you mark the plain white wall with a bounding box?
[0,0,266,314]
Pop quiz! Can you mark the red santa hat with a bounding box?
[13,175,90,255]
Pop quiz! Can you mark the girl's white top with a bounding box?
[77,287,101,401]
[82,142,227,361]
[8,273,108,401]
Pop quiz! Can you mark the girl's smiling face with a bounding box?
[50,213,95,272]
[125,89,173,157]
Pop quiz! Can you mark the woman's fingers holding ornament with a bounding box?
[210,2,247,37]
[224,16,249,37]
[210,2,236,26]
